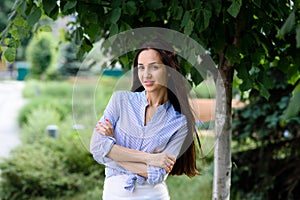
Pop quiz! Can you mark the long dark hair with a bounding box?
[131,40,202,177]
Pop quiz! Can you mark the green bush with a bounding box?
[58,42,81,76]
[20,107,61,143]
[18,98,71,127]
[0,112,104,200]
[26,32,57,80]
[231,69,300,200]
[0,139,102,200]
[22,80,73,99]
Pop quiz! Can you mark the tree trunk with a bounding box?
[212,60,233,200]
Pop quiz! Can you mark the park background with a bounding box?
[0,0,299,199]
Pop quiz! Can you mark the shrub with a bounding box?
[58,42,81,76]
[0,115,104,200]
[22,80,73,99]
[20,107,61,143]
[231,69,300,200]
[0,140,99,200]
[26,32,57,80]
[18,98,71,127]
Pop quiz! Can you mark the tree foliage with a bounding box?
[58,42,81,76]
[0,0,15,32]
[0,0,299,95]
[26,32,57,79]
[232,68,300,199]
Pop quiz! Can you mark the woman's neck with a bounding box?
[146,88,168,106]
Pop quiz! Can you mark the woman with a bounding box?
[90,40,202,199]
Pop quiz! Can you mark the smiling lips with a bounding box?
[144,80,155,87]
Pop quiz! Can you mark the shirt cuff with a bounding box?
[97,136,116,163]
[101,136,116,154]
[147,165,166,184]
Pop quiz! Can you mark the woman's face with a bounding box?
[137,49,168,93]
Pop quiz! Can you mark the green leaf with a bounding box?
[259,71,274,90]
[85,23,100,41]
[181,11,190,28]
[123,1,137,15]
[296,24,300,48]
[225,45,241,64]
[109,23,119,37]
[202,9,212,31]
[110,7,121,23]
[282,84,300,120]
[173,6,183,20]
[227,0,242,18]
[184,19,194,35]
[75,28,83,45]
[145,11,157,22]
[277,57,290,73]
[9,26,20,40]
[42,0,57,16]
[120,22,131,32]
[62,1,77,13]
[13,16,27,26]
[257,82,270,100]
[278,11,295,37]
[236,62,253,91]
[286,65,300,85]
[4,47,16,62]
[77,37,93,59]
[190,67,204,86]
[209,0,222,16]
[146,0,163,10]
[38,25,52,32]
[252,0,261,8]
[295,0,300,8]
[3,38,11,46]
[82,37,93,53]
[112,0,122,8]
[28,7,42,26]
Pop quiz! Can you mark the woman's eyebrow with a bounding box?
[138,62,159,65]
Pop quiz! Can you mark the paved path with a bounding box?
[0,81,25,159]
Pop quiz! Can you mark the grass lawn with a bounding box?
[167,171,213,200]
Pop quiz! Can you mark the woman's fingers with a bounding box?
[105,119,113,129]
[167,154,176,162]
[147,153,176,172]
[96,119,114,137]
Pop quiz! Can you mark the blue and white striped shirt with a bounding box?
[90,90,188,192]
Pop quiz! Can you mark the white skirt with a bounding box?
[102,175,170,200]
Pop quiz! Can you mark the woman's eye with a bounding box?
[138,65,144,70]
[150,65,160,70]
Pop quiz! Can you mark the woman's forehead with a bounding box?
[138,49,162,64]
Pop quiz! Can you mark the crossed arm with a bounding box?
[94,120,176,178]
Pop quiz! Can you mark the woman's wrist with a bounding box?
[143,153,152,165]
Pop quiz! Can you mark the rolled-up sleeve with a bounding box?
[147,166,167,184]
[90,92,120,164]
[90,129,116,164]
[147,119,188,184]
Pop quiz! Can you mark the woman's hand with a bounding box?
[146,153,176,173]
[95,119,114,137]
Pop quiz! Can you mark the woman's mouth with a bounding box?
[144,81,155,87]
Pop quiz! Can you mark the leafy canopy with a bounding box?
[0,0,299,96]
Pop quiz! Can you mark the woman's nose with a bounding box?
[144,67,152,77]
